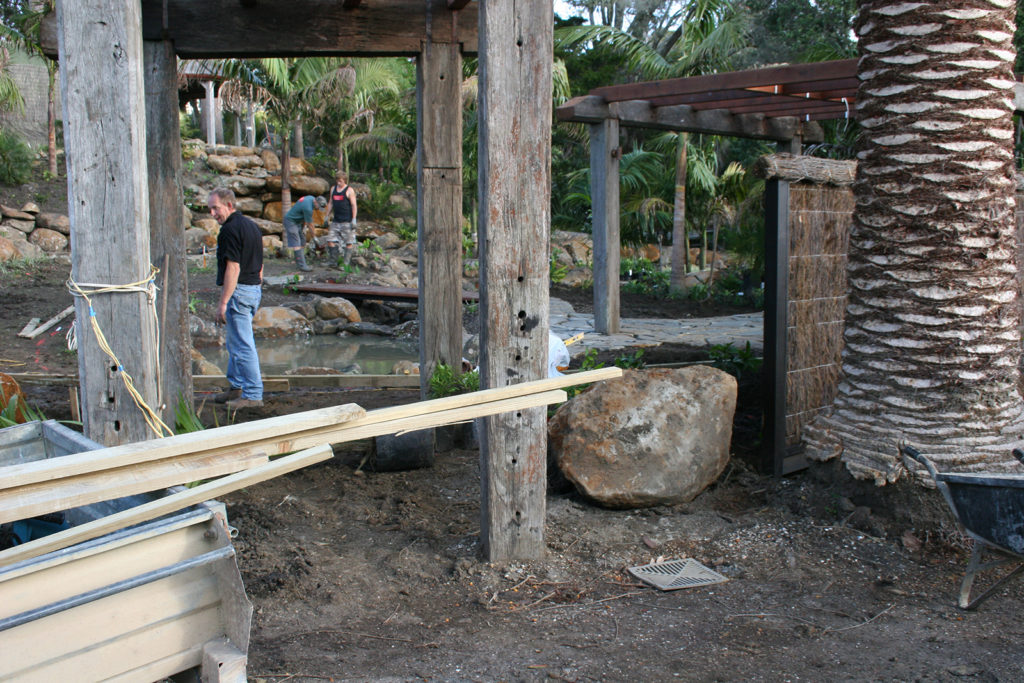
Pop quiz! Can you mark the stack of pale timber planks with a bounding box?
[0,367,622,565]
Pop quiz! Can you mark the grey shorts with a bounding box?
[283,217,304,248]
[328,221,356,247]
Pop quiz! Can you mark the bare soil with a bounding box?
[1,235,1022,681]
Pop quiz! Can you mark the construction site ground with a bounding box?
[1,257,1022,682]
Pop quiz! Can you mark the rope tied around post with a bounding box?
[66,265,173,439]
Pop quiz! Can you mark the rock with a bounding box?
[374,231,404,251]
[387,256,411,277]
[29,227,68,252]
[0,237,18,262]
[315,296,361,322]
[259,148,280,173]
[185,227,216,253]
[234,154,264,169]
[0,372,29,422]
[19,202,39,215]
[286,366,342,376]
[235,197,264,216]
[388,189,415,212]
[8,237,44,259]
[391,360,420,375]
[189,314,223,347]
[193,217,219,233]
[253,306,311,338]
[190,349,222,375]
[3,218,34,234]
[560,267,592,287]
[225,175,267,196]
[251,217,283,235]
[392,242,419,264]
[206,155,238,174]
[311,319,340,335]
[262,201,283,222]
[206,144,255,157]
[549,366,737,508]
[552,231,593,265]
[287,301,317,319]
[621,243,661,262]
[262,235,283,253]
[35,212,70,234]
[266,174,329,196]
[1,205,34,220]
[182,139,207,160]
[339,321,394,336]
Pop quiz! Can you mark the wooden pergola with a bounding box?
[44,0,552,563]
[557,59,860,474]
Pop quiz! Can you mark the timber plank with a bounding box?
[294,282,478,302]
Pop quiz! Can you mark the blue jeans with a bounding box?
[225,284,263,400]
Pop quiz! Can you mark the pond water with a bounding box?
[203,335,418,375]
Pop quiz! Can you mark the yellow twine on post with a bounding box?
[66,265,173,439]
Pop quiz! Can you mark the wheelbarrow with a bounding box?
[900,444,1024,610]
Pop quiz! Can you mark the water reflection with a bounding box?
[204,335,418,375]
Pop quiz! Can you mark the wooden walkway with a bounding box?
[294,283,479,303]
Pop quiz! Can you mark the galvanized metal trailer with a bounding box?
[0,420,251,681]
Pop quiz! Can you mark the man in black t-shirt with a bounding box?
[208,188,264,409]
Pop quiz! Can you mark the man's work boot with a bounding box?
[214,387,241,404]
[295,249,312,272]
[226,397,264,410]
[327,244,340,263]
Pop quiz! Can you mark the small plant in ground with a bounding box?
[282,273,301,295]
[614,349,645,369]
[0,256,45,279]
[174,394,205,434]
[396,222,417,242]
[0,394,47,428]
[549,248,569,283]
[428,363,479,399]
[0,129,33,185]
[708,341,762,380]
[187,295,201,314]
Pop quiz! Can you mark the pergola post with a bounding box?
[477,0,553,561]
[590,118,621,334]
[203,80,215,146]
[416,38,463,396]
[144,38,192,426]
[58,0,160,445]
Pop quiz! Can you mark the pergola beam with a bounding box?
[556,95,824,143]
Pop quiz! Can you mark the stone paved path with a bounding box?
[549,298,763,358]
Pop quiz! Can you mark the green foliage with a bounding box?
[179,111,201,140]
[359,178,403,220]
[428,364,479,399]
[0,127,33,185]
[708,342,762,380]
[174,395,205,434]
[0,254,44,278]
[614,349,645,369]
[187,295,201,314]
[0,393,45,428]
[395,221,417,242]
[549,248,569,283]
[621,257,670,297]
[281,273,301,295]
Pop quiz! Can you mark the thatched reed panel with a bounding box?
[785,181,854,447]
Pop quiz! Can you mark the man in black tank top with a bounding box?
[325,171,358,265]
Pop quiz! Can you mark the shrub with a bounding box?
[0,128,34,185]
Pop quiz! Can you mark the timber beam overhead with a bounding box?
[41,0,479,59]
[556,95,824,143]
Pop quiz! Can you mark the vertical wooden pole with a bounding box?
[417,37,463,397]
[246,102,256,147]
[591,118,620,334]
[57,0,158,445]
[144,38,192,426]
[763,178,789,476]
[478,0,553,561]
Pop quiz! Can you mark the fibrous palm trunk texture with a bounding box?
[803,0,1024,483]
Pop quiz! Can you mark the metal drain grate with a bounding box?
[628,558,728,591]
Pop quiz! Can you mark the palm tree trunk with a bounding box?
[803,1,1024,481]
[670,133,690,292]
[281,131,292,216]
[294,120,304,160]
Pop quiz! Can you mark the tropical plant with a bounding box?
[428,363,479,399]
[0,125,31,184]
[708,342,761,381]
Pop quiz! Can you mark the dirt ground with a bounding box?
[2,245,1023,681]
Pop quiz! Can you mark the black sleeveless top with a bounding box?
[331,184,353,222]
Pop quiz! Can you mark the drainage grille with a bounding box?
[628,558,728,591]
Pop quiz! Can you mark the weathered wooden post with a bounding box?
[477,0,553,561]
[417,32,464,394]
[144,38,192,425]
[58,0,160,445]
[203,81,215,146]
[590,117,621,334]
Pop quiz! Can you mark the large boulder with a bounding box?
[259,148,280,173]
[265,174,329,196]
[551,230,593,265]
[207,144,255,157]
[251,217,283,235]
[254,306,311,338]
[225,175,267,196]
[2,218,34,234]
[235,197,264,216]
[1,205,34,220]
[262,201,283,222]
[205,155,238,174]
[0,236,18,262]
[549,366,737,508]
[315,296,361,323]
[29,227,68,252]
[185,227,216,253]
[35,212,70,235]
[193,217,219,233]
[190,348,222,376]
[189,314,223,347]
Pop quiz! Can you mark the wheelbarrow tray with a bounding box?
[901,445,1024,610]
[0,420,252,681]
